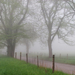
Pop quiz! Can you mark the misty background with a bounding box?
[0,0,75,57]
[15,36,75,56]
[1,36,75,56]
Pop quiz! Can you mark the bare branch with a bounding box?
[17,0,29,25]
[40,0,48,26]
[51,16,65,42]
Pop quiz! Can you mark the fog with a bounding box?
[0,0,75,57]
[14,36,75,56]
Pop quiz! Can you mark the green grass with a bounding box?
[23,53,75,65]
[40,56,75,65]
[55,57,75,65]
[0,57,69,75]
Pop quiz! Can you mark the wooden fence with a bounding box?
[14,52,55,73]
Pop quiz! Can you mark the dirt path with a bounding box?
[17,57,75,75]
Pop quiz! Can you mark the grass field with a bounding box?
[27,53,75,65]
[0,56,69,75]
[55,57,75,65]
[40,56,75,65]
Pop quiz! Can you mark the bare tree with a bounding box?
[58,0,75,45]
[39,0,67,57]
[20,24,38,54]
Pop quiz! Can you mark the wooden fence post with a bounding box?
[20,52,22,60]
[52,55,55,73]
[37,56,39,67]
[26,53,28,63]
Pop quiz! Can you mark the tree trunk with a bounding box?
[48,34,52,58]
[7,45,15,57]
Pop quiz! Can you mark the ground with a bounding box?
[0,56,69,75]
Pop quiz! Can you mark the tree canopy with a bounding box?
[0,0,37,57]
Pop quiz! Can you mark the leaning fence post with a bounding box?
[26,53,28,63]
[52,55,55,73]
[37,56,39,67]
[20,52,22,60]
